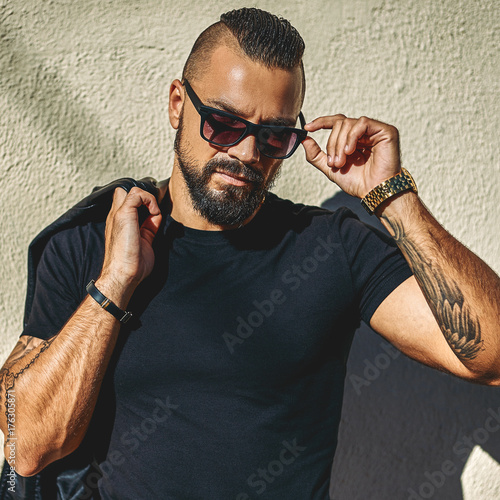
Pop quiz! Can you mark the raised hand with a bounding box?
[99,187,162,301]
[302,114,402,199]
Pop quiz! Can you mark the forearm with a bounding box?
[378,191,500,379]
[0,277,131,476]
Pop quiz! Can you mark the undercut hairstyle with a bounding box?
[182,8,306,104]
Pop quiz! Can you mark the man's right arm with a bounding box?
[0,187,162,477]
[0,290,123,477]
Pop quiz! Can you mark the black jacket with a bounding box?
[0,177,166,500]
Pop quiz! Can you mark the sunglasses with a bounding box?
[183,80,307,160]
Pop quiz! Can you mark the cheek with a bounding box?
[266,160,283,181]
[187,121,223,157]
[185,127,220,161]
[182,106,207,148]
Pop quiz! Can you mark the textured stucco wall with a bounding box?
[0,0,499,498]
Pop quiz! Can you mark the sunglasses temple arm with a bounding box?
[299,111,306,129]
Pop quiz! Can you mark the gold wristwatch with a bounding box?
[360,168,417,215]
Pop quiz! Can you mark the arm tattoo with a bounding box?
[382,215,483,361]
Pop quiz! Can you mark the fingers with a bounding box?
[304,114,346,133]
[119,187,162,242]
[140,211,163,246]
[344,117,373,156]
[111,186,128,204]
[328,118,351,168]
[303,115,355,173]
[303,113,402,198]
[101,187,163,287]
[111,187,161,218]
[305,115,397,169]
[107,187,159,234]
[306,115,354,169]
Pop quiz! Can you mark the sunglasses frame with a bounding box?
[183,80,307,160]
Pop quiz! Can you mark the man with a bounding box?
[1,7,499,499]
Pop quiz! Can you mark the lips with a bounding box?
[213,169,261,187]
[214,171,251,186]
[207,157,264,187]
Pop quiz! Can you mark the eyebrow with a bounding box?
[204,97,297,128]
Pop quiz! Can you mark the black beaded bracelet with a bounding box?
[86,280,133,324]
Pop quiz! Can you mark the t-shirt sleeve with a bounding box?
[334,208,413,324]
[21,224,103,340]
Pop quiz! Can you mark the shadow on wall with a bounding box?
[324,191,500,500]
[0,6,141,185]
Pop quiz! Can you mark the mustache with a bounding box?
[205,158,264,184]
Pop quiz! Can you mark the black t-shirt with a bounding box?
[23,193,412,499]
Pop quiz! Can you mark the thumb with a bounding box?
[301,136,331,178]
[140,212,162,246]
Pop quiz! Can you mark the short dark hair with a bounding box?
[182,8,306,104]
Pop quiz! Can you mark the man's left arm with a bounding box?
[302,115,500,385]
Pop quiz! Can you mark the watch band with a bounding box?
[360,168,417,215]
[86,280,133,324]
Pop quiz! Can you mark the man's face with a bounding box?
[172,45,303,227]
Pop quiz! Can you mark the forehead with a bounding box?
[193,45,303,123]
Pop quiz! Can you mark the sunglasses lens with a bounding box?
[203,113,246,145]
[258,128,298,159]
[202,110,300,159]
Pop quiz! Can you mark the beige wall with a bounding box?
[0,0,499,498]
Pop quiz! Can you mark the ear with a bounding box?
[169,79,184,129]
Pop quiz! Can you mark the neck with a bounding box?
[168,163,263,231]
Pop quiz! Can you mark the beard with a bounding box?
[174,115,281,227]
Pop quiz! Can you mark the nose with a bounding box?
[226,134,260,165]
